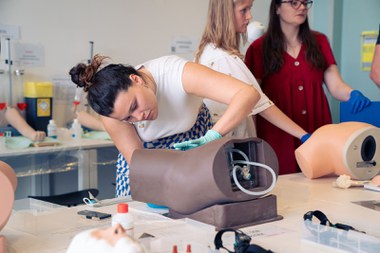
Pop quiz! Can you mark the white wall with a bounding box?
[0,0,271,81]
[251,0,270,27]
[313,0,380,122]
[0,0,270,126]
[0,0,210,81]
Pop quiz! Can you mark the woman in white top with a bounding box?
[69,54,260,196]
[195,0,309,140]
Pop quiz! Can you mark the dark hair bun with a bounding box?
[69,63,87,89]
[69,55,108,92]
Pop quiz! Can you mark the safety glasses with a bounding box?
[281,0,313,10]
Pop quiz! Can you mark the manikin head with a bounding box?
[295,122,380,180]
[66,224,145,253]
[0,161,17,253]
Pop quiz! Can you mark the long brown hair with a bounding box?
[195,0,247,62]
[263,0,326,75]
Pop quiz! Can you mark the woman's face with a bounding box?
[110,75,158,123]
[234,0,253,34]
[276,1,309,27]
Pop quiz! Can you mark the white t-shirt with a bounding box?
[134,55,203,142]
[199,44,274,137]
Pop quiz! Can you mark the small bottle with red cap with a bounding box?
[112,203,134,237]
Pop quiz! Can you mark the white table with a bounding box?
[2,173,380,253]
[0,138,117,198]
[246,173,380,253]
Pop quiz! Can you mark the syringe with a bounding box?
[73,87,82,111]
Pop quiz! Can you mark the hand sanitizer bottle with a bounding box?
[70,119,83,140]
[47,119,57,139]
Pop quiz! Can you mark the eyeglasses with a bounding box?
[281,0,313,10]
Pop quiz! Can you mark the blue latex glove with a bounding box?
[348,90,371,113]
[146,203,168,209]
[173,129,222,151]
[301,133,311,143]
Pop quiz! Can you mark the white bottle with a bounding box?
[70,119,83,140]
[47,119,57,139]
[112,203,134,238]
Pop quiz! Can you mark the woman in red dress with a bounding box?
[245,0,371,174]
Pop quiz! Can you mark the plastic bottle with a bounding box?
[47,119,57,139]
[186,244,192,253]
[70,119,83,140]
[14,69,27,118]
[112,203,134,238]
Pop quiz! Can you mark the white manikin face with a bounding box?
[66,225,145,253]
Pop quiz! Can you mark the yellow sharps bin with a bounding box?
[24,82,53,132]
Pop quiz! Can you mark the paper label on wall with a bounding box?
[0,24,21,39]
[361,31,379,71]
[170,36,197,54]
[13,43,45,67]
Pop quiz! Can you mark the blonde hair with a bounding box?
[195,0,248,62]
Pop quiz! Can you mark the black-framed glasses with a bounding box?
[281,0,313,10]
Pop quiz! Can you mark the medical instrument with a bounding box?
[214,228,273,253]
[82,197,100,207]
[333,174,370,189]
[83,191,132,207]
[77,210,111,220]
[304,210,365,234]
[14,69,26,116]
[0,69,7,111]
[73,41,94,111]
[230,148,276,196]
[303,210,380,253]
[82,190,101,207]
[6,38,13,107]
[130,137,281,229]
[73,87,82,111]
[296,122,380,180]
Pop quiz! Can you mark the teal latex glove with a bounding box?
[348,90,371,113]
[173,129,222,151]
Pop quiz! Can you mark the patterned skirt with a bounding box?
[115,104,213,197]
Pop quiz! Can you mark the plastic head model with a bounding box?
[0,161,17,253]
[66,224,145,253]
[130,137,278,215]
[295,122,380,180]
